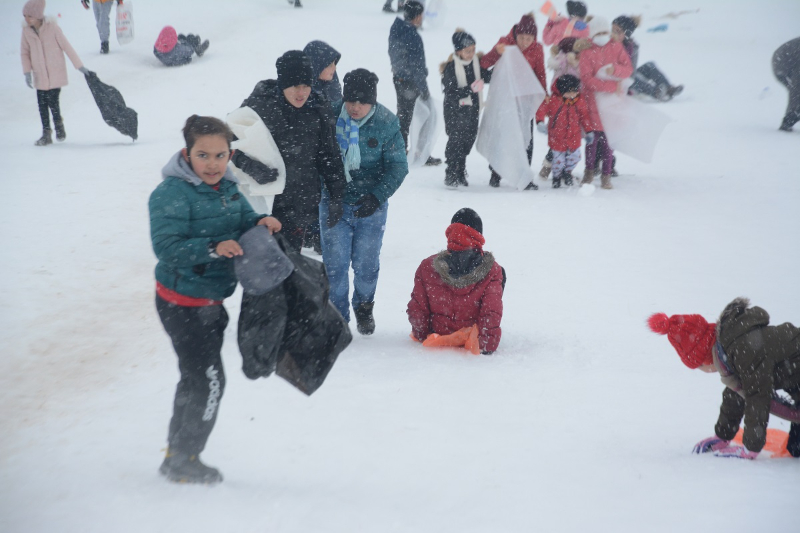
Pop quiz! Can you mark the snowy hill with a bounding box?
[1,0,798,532]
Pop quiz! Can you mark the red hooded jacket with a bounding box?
[407,252,504,353]
[535,95,592,151]
[480,24,548,93]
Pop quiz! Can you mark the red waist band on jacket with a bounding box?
[156,282,223,307]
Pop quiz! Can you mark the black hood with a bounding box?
[303,40,343,103]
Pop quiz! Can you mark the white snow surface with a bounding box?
[2,1,799,531]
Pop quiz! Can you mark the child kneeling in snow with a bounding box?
[407,209,505,355]
[154,26,209,67]
[648,297,800,459]
[535,74,592,188]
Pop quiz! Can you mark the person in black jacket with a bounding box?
[440,29,491,188]
[388,0,441,166]
[772,37,800,132]
[231,50,347,252]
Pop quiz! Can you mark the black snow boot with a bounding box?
[489,171,501,188]
[100,41,109,54]
[196,40,210,57]
[444,165,459,188]
[524,181,539,190]
[562,171,574,187]
[35,128,52,146]
[294,0,303,7]
[552,172,561,188]
[159,450,223,485]
[424,156,442,167]
[54,119,66,142]
[354,302,375,335]
[788,423,800,458]
[457,164,469,186]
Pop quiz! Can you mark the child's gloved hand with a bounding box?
[78,66,90,75]
[24,72,33,88]
[712,445,758,460]
[692,436,729,454]
[354,194,380,218]
[536,121,547,134]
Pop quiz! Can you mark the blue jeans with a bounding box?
[319,194,388,322]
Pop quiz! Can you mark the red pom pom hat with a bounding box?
[647,312,716,369]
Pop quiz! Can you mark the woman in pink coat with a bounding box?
[577,16,632,190]
[542,1,590,46]
[20,0,87,146]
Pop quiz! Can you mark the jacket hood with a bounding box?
[303,40,341,78]
[716,297,770,346]
[433,251,495,290]
[161,151,238,186]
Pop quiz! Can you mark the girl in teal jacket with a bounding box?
[149,115,280,485]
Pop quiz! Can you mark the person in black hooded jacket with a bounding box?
[304,40,343,109]
[231,50,347,252]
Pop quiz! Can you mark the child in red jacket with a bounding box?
[407,209,504,355]
[535,75,592,188]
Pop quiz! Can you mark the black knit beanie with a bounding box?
[566,1,587,18]
[404,0,424,21]
[276,50,314,90]
[613,15,638,38]
[343,69,379,105]
[556,74,581,95]
[451,208,483,234]
[452,30,476,51]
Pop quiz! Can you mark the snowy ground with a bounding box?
[1,0,799,531]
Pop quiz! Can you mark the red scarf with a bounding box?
[445,223,485,252]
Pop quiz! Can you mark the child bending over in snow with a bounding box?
[535,74,593,188]
[153,26,209,67]
[649,298,800,459]
[407,209,505,355]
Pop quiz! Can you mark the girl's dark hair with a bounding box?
[182,115,233,152]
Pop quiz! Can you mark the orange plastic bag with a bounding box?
[540,0,558,20]
[732,428,791,458]
[421,325,481,355]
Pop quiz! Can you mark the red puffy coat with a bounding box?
[407,252,504,353]
[578,40,633,132]
[480,28,548,93]
[535,95,592,151]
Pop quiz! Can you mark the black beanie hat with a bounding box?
[556,74,581,95]
[343,69,379,105]
[566,1,587,18]
[404,0,424,20]
[613,15,638,38]
[452,30,476,51]
[276,50,314,90]
[451,208,483,234]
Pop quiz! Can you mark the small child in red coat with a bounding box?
[535,74,593,187]
[407,208,505,355]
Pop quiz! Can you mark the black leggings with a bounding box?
[630,62,671,98]
[393,76,420,149]
[37,89,62,130]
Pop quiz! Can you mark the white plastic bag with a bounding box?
[594,68,671,163]
[476,46,546,189]
[115,2,134,45]
[226,106,287,211]
[407,96,442,167]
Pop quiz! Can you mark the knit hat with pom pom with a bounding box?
[647,312,716,369]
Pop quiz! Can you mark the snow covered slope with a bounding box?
[1,1,798,532]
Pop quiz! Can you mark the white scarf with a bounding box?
[454,55,483,108]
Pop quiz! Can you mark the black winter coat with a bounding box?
[233,80,346,223]
[237,234,352,395]
[440,56,492,135]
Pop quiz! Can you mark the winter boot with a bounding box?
[444,165,459,188]
[788,423,800,458]
[184,34,201,50]
[382,0,395,12]
[354,302,375,335]
[666,85,684,99]
[159,450,223,484]
[54,119,66,142]
[457,164,469,186]
[581,168,595,185]
[524,181,539,191]
[563,171,574,187]
[196,40,210,57]
[425,156,442,166]
[489,171,501,188]
[551,172,561,188]
[538,160,552,180]
[600,173,613,189]
[35,128,52,146]
[100,41,109,54]
[294,0,303,7]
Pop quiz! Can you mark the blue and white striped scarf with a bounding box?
[335,105,376,182]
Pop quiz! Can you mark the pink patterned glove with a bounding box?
[712,444,758,460]
[692,436,729,454]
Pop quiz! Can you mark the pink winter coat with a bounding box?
[578,41,633,132]
[542,17,590,46]
[21,18,83,91]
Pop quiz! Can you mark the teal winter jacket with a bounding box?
[149,152,264,300]
[335,102,408,206]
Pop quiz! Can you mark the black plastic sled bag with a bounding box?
[237,232,352,395]
[84,71,138,140]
